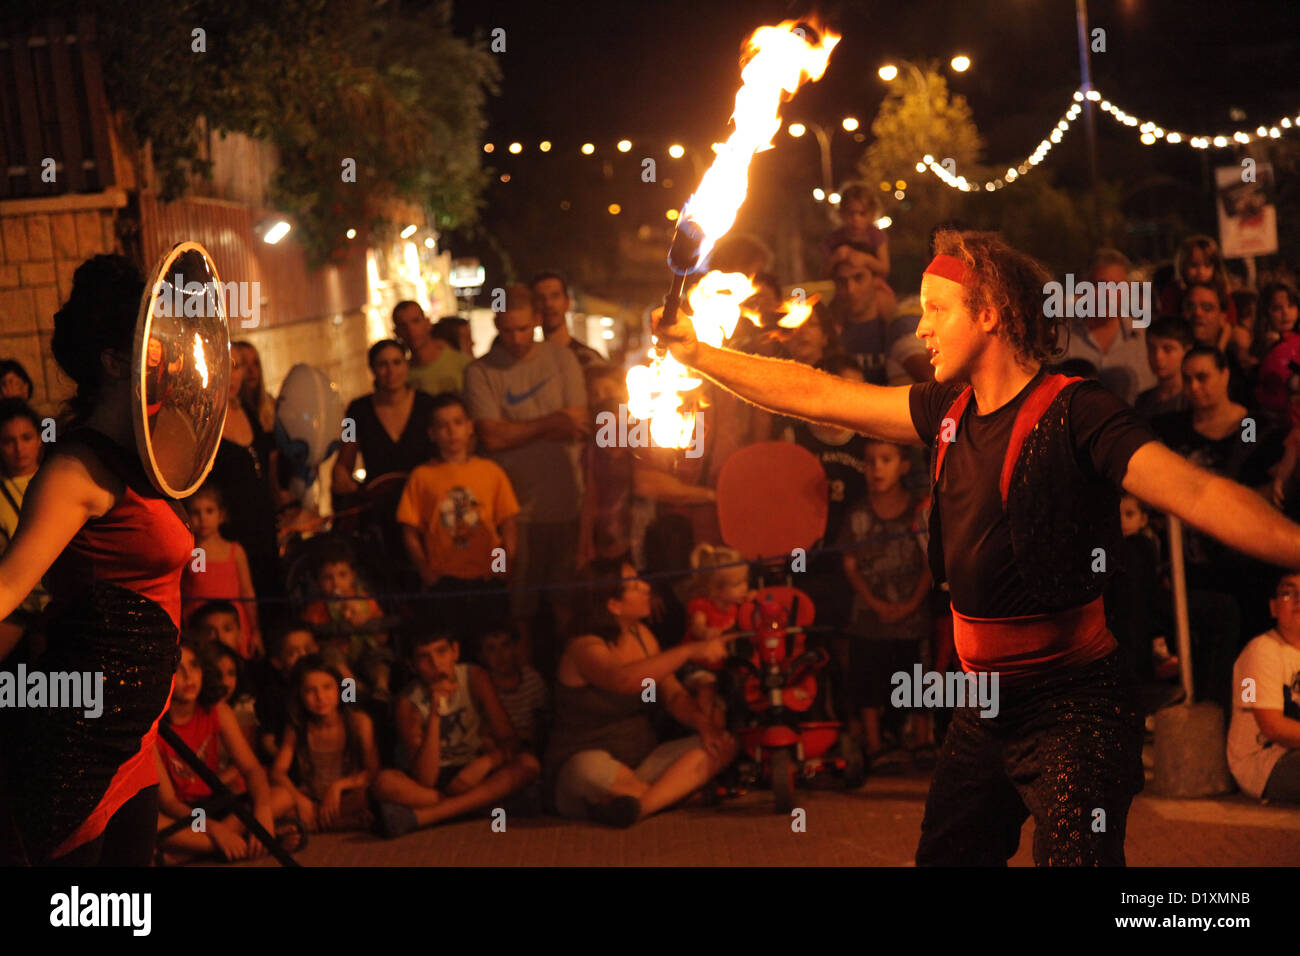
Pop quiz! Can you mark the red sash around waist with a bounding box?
[950,594,1115,682]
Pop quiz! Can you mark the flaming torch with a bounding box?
[632,20,839,448]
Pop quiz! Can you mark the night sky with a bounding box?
[446,0,1300,284]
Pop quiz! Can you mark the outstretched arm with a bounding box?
[1123,440,1300,569]
[654,305,921,444]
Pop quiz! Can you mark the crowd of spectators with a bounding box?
[4,186,1300,860]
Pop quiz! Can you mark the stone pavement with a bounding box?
[209,764,1300,867]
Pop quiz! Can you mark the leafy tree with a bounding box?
[79,0,497,266]
[855,64,984,276]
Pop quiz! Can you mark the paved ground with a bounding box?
[207,760,1300,867]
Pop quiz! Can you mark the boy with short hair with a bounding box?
[1227,571,1300,802]
[479,626,550,748]
[192,600,244,658]
[372,631,540,836]
[1134,315,1194,422]
[397,392,520,638]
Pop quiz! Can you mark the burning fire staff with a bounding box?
[654,229,1300,865]
[0,247,229,865]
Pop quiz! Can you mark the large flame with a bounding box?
[629,20,839,449]
[686,22,840,264]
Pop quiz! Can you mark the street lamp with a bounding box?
[787,117,862,200]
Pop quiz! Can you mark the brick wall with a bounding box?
[0,193,124,417]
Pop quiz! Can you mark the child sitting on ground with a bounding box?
[209,643,260,777]
[251,623,319,762]
[372,630,541,838]
[680,543,755,730]
[271,655,380,832]
[182,483,262,658]
[154,642,299,862]
[192,600,248,661]
[479,625,550,749]
[301,547,391,699]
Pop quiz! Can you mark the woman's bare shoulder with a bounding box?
[39,442,120,514]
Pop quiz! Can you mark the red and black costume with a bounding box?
[909,361,1158,865]
[7,428,192,864]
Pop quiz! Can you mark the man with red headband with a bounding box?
[654,228,1300,865]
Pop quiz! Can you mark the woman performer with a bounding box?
[0,255,195,865]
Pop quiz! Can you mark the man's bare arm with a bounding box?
[690,343,922,444]
[1123,441,1300,569]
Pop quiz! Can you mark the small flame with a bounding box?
[629,20,839,449]
[776,296,817,329]
[193,333,208,388]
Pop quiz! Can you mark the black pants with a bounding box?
[915,649,1145,866]
[46,786,160,867]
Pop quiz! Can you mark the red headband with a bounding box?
[924,254,968,285]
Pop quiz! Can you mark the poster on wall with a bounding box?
[1216,163,1278,258]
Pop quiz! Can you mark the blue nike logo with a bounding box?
[505,379,550,405]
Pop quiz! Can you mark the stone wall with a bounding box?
[0,191,126,417]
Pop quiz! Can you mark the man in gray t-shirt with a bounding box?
[464,286,587,664]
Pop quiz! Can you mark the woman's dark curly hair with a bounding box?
[51,254,144,422]
[930,229,1065,365]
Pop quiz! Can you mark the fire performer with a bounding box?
[0,255,196,865]
[655,229,1300,865]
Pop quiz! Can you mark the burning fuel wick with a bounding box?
[655,218,705,356]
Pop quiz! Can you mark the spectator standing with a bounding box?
[393,301,471,396]
[1133,316,1194,422]
[1057,249,1156,406]
[531,271,607,370]
[464,286,587,669]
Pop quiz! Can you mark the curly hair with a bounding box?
[51,255,145,422]
[930,229,1065,365]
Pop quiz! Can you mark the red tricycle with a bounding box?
[722,585,865,812]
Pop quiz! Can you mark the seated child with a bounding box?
[252,623,319,761]
[270,655,380,832]
[209,643,260,783]
[680,543,754,730]
[302,547,391,698]
[1227,570,1300,803]
[154,642,299,862]
[371,631,541,837]
[192,600,246,661]
[182,483,262,657]
[479,625,550,748]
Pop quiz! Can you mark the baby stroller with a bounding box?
[724,585,866,812]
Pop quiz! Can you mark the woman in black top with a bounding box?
[1151,345,1286,639]
[209,349,284,612]
[332,340,438,563]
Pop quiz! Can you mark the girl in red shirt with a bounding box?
[154,642,297,862]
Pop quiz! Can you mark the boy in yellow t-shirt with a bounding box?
[398,393,520,638]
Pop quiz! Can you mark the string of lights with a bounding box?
[916,89,1300,193]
